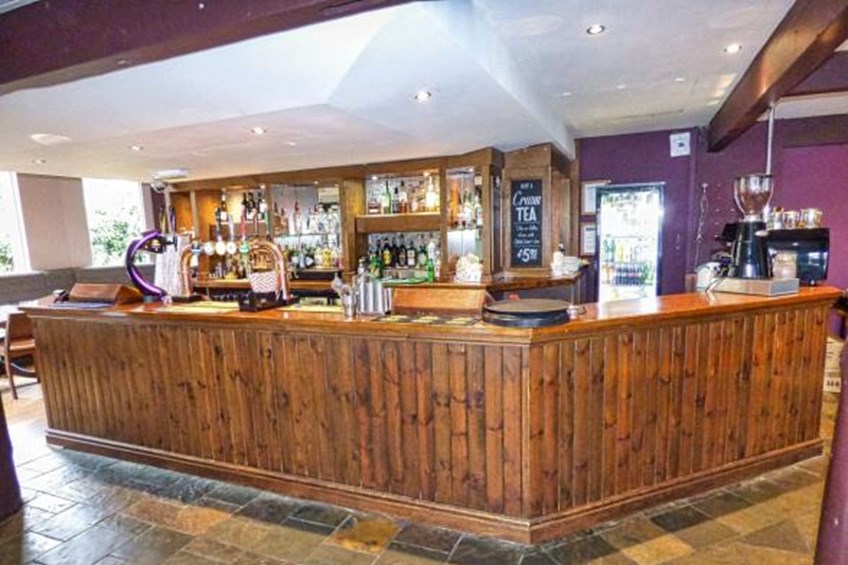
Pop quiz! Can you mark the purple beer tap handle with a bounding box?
[125,230,169,297]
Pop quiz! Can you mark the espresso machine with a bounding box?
[729,173,772,279]
[714,173,799,296]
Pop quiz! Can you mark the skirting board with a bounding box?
[46,429,822,545]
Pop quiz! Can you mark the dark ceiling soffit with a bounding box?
[0,0,413,96]
[785,50,848,97]
[782,113,848,147]
[707,0,848,153]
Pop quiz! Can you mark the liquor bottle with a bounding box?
[426,257,435,282]
[219,192,228,223]
[427,236,437,262]
[474,191,484,227]
[399,182,409,214]
[406,237,416,267]
[417,236,428,268]
[382,182,392,215]
[293,201,302,235]
[241,193,250,222]
[391,187,400,214]
[398,238,407,268]
[390,236,399,267]
[258,191,268,220]
[382,238,392,268]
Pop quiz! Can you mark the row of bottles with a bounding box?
[601,263,654,286]
[274,202,341,236]
[283,243,341,270]
[366,175,440,215]
[447,170,484,230]
[600,236,651,265]
[363,232,440,280]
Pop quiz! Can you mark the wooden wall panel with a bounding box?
[525,304,830,517]
[31,300,831,531]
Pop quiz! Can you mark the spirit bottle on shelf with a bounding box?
[382,182,392,215]
[406,237,416,267]
[398,238,406,268]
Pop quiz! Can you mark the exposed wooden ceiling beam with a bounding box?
[0,0,411,96]
[785,50,848,97]
[707,0,848,152]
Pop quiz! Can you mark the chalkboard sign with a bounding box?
[510,179,543,267]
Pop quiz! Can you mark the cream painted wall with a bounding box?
[16,174,93,270]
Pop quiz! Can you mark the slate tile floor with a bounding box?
[0,384,838,564]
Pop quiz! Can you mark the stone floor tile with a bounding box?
[0,506,53,544]
[291,503,350,528]
[202,516,276,551]
[601,518,694,565]
[26,493,76,514]
[182,537,245,562]
[164,550,223,565]
[195,495,241,514]
[250,522,329,562]
[95,556,129,565]
[19,453,68,474]
[234,494,300,525]
[725,541,813,565]
[36,524,134,565]
[168,503,231,536]
[447,536,524,565]
[766,466,821,491]
[729,476,787,505]
[661,542,748,565]
[691,491,752,519]
[795,455,827,477]
[86,485,144,514]
[326,515,401,554]
[0,530,62,565]
[738,520,810,555]
[547,534,638,565]
[649,505,737,549]
[376,542,449,565]
[231,551,293,564]
[392,522,462,554]
[18,487,38,503]
[520,550,559,564]
[282,517,336,536]
[152,477,220,504]
[123,495,183,528]
[22,464,93,492]
[112,525,193,564]
[206,483,262,507]
[29,502,112,541]
[97,513,153,537]
[304,544,377,565]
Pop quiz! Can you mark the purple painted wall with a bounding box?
[579,129,696,295]
[579,118,848,299]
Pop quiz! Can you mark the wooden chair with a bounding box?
[2,313,37,400]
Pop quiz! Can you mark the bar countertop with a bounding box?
[21,286,841,345]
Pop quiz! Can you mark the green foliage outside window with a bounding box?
[0,240,12,273]
[89,205,142,266]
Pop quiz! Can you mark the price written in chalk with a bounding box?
[510,179,543,267]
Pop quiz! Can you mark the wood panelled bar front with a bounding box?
[23,287,839,543]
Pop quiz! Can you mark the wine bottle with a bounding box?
[398,238,407,268]
[406,237,416,267]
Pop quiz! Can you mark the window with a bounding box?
[82,178,147,267]
[0,172,29,274]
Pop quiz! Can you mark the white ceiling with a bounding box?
[0,0,818,182]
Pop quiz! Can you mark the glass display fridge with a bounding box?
[596,182,664,302]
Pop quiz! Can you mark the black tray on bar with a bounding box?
[238,292,298,312]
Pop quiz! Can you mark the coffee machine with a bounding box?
[729,173,772,279]
[713,173,799,296]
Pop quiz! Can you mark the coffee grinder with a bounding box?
[729,173,772,279]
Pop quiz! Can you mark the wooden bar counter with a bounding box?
[22,287,839,543]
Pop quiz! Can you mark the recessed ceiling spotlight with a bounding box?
[33,158,47,165]
[29,133,71,146]
[414,90,433,103]
[251,126,267,135]
[586,24,606,36]
[616,84,627,90]
[674,77,686,83]
[116,58,132,66]
[129,144,143,151]
[285,140,297,146]
[559,91,573,97]
[724,43,742,54]
[371,175,379,181]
